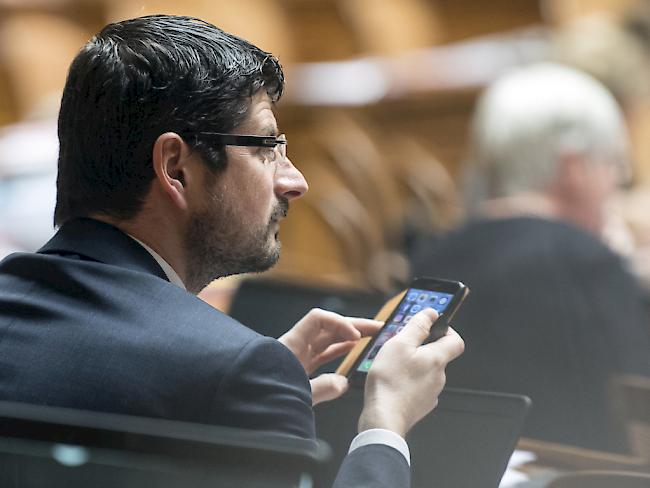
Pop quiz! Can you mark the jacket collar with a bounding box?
[38,218,169,282]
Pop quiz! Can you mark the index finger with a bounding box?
[345,318,383,337]
[303,309,363,342]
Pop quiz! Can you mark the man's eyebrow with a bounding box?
[258,124,279,137]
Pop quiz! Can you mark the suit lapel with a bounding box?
[38,218,170,282]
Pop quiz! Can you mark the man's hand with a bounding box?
[358,308,464,438]
[310,373,349,406]
[279,308,382,405]
[279,308,381,374]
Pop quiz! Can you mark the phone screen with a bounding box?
[355,287,455,374]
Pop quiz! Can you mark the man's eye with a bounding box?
[260,147,275,163]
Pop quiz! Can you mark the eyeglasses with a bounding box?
[193,132,287,164]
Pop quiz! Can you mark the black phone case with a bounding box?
[348,277,468,386]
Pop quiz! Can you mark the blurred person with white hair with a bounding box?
[410,63,650,453]
[466,62,630,238]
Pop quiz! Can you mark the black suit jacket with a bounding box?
[0,218,408,487]
[411,216,650,453]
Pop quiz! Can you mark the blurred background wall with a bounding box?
[2,0,650,294]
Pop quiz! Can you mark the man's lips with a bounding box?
[270,199,289,222]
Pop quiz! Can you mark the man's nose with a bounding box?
[275,156,308,200]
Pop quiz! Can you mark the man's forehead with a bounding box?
[238,91,278,135]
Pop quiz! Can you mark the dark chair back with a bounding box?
[0,401,329,488]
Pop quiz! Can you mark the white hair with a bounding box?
[467,62,629,200]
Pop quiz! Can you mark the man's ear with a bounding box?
[152,132,192,211]
[555,150,587,199]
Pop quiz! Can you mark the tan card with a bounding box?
[335,290,407,377]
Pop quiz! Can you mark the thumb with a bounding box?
[310,373,349,406]
[395,308,438,347]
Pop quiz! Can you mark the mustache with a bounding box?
[271,197,289,221]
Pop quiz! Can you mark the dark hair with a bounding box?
[54,14,284,226]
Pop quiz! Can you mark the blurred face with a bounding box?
[184,91,308,292]
[583,158,625,232]
[587,160,622,200]
[556,152,625,235]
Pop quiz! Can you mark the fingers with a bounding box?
[305,310,382,340]
[307,311,377,354]
[280,308,385,375]
[308,309,361,341]
[394,308,439,347]
[419,326,465,361]
[280,309,360,358]
[346,318,383,337]
[312,341,357,366]
[310,373,349,406]
[323,312,364,342]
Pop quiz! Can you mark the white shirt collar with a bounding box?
[127,235,186,290]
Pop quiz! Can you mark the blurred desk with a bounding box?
[506,438,650,487]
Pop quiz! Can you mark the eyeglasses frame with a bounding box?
[190,132,287,149]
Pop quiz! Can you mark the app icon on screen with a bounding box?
[368,345,381,359]
[359,360,373,372]
[404,315,413,323]
[417,293,429,303]
[439,297,448,305]
[410,305,422,314]
[385,323,398,333]
[399,303,411,313]
[393,314,404,323]
[406,292,418,302]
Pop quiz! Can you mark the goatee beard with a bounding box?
[184,197,289,293]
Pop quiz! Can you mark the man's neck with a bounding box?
[477,193,560,222]
[477,193,605,237]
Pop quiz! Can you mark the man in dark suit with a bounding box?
[0,15,464,487]
[411,63,650,453]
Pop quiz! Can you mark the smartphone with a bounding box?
[347,277,469,386]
